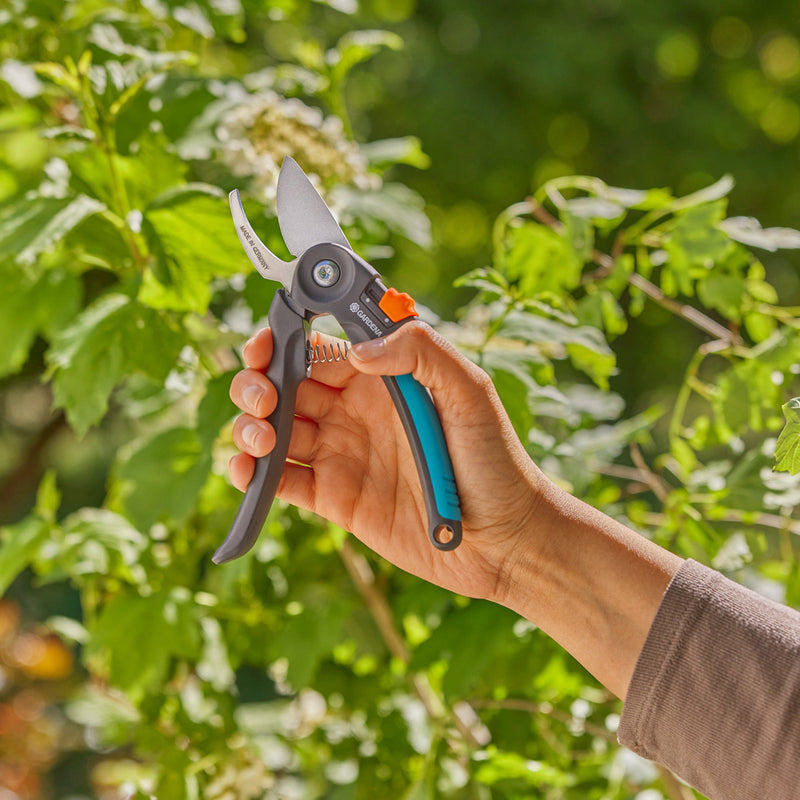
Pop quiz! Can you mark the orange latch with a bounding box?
[378,287,419,323]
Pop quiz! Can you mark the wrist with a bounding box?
[485,462,563,609]
[489,472,683,698]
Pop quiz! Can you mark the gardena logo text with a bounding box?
[349,302,383,336]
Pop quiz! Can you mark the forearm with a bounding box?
[493,474,683,699]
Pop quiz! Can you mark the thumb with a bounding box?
[348,321,483,394]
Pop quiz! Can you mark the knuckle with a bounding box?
[471,364,495,393]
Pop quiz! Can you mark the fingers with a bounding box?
[229,452,255,492]
[232,414,276,457]
[230,369,278,418]
[233,412,320,461]
[242,328,273,370]
[348,321,486,393]
[232,356,343,424]
[276,462,316,511]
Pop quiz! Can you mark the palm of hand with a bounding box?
[231,329,539,601]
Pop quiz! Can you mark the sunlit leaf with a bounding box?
[0,194,105,264]
[719,216,800,252]
[47,294,184,435]
[774,398,800,474]
[87,588,201,696]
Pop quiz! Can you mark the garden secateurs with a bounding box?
[213,157,462,564]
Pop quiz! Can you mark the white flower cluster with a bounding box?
[205,740,275,800]
[216,91,379,203]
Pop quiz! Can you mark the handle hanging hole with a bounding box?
[434,524,455,546]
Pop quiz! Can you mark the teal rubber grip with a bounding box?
[394,373,461,534]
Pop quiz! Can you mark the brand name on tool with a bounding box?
[240,225,269,272]
[349,302,383,336]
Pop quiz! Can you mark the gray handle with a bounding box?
[213,291,307,564]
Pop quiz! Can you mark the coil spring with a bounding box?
[305,340,350,365]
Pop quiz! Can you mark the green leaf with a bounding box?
[575,290,627,339]
[117,428,212,531]
[453,266,509,297]
[334,184,432,248]
[0,516,49,595]
[0,265,81,376]
[0,194,106,264]
[697,273,746,321]
[87,588,201,697]
[673,174,735,210]
[774,398,800,474]
[273,586,352,688]
[360,137,430,170]
[473,748,574,788]
[328,30,404,86]
[34,470,61,524]
[565,196,624,222]
[502,222,580,296]
[141,186,238,313]
[712,368,755,441]
[36,509,147,583]
[670,437,697,473]
[744,312,777,343]
[197,370,238,448]
[719,216,800,252]
[481,348,561,438]
[409,602,518,699]
[47,294,184,435]
[664,200,732,296]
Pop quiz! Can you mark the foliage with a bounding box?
[2,2,800,800]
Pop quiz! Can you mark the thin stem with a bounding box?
[338,537,488,749]
[78,76,146,269]
[630,442,670,503]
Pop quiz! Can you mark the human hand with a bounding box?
[228,321,550,602]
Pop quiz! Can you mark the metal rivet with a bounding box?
[312,259,340,287]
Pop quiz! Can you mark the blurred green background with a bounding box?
[2,0,800,797]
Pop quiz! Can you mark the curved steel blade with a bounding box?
[229,189,295,287]
[276,156,351,256]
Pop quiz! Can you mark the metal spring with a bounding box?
[305,340,350,365]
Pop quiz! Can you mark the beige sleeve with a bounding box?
[618,559,800,800]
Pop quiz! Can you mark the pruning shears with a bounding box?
[212,156,462,564]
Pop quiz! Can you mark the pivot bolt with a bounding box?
[312,259,340,287]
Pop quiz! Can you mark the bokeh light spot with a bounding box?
[657,31,700,80]
[371,0,416,23]
[760,95,800,142]
[727,69,771,115]
[760,34,800,83]
[534,158,574,188]
[710,17,752,59]
[439,12,480,54]
[547,114,590,159]
[440,201,489,254]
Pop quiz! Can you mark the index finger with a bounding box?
[241,328,273,371]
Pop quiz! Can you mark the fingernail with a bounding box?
[242,385,263,413]
[242,336,256,360]
[243,423,262,450]
[350,338,387,362]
